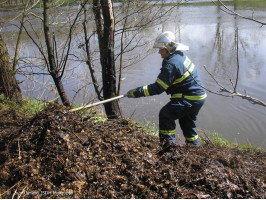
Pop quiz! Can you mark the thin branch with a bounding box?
[81,1,102,100]
[234,28,239,93]
[52,33,59,69]
[203,65,228,94]
[3,0,41,24]
[27,12,43,21]
[12,0,29,72]
[59,4,84,78]
[0,181,21,197]
[22,22,49,69]
[18,138,21,160]
[203,65,266,107]
[212,0,266,26]
[117,0,130,96]
[71,82,92,105]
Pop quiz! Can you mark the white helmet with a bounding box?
[153,31,189,53]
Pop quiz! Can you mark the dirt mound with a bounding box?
[0,103,265,199]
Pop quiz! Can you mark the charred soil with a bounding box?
[0,103,265,199]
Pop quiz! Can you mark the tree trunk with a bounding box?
[0,34,22,102]
[93,0,121,119]
[43,0,70,107]
[12,0,29,71]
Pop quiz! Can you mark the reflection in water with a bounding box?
[1,3,266,148]
[121,4,266,148]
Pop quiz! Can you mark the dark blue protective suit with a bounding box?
[133,51,206,146]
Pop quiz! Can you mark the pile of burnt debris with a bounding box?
[0,103,265,198]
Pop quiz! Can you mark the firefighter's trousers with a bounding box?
[159,98,206,146]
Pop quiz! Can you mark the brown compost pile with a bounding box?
[0,103,265,199]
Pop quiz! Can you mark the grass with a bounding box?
[209,132,258,150]
[0,0,79,10]
[166,0,266,8]
[229,0,266,8]
[90,114,108,123]
[0,94,46,117]
[132,120,259,150]
[0,94,108,122]
[0,94,259,150]
[136,120,159,137]
[71,103,108,122]
[211,132,232,147]
[1,0,265,12]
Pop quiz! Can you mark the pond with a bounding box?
[1,1,266,148]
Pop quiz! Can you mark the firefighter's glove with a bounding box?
[127,89,137,98]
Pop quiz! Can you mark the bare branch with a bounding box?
[22,21,49,69]
[81,1,103,100]
[117,0,130,96]
[59,5,83,79]
[234,28,239,93]
[2,0,41,25]
[27,12,43,21]
[203,65,266,107]
[212,0,266,26]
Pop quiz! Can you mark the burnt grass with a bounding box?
[0,103,265,199]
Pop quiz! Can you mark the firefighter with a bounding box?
[127,31,207,146]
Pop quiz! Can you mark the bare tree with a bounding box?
[0,34,22,102]
[114,0,183,94]
[92,0,121,119]
[42,0,70,106]
[79,0,182,117]
[21,0,83,107]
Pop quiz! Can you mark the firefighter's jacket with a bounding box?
[134,51,206,100]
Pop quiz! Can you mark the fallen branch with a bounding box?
[0,181,21,197]
[203,65,266,107]
[18,138,21,160]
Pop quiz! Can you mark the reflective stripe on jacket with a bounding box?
[134,51,206,100]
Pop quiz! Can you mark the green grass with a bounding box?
[0,94,46,117]
[135,120,159,137]
[209,132,258,150]
[0,94,108,122]
[46,0,79,7]
[211,132,232,147]
[90,114,108,123]
[219,0,266,8]
[71,103,108,122]
[181,0,266,8]
[0,0,80,10]
[2,0,265,11]
[131,122,259,150]
[0,94,260,150]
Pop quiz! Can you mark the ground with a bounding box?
[0,103,265,199]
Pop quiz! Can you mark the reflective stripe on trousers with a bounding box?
[171,93,207,101]
[159,98,206,146]
[159,129,175,135]
[185,135,199,142]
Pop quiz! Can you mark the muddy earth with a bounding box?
[0,103,265,199]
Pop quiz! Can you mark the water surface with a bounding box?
[1,2,266,147]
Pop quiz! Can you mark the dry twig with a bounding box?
[203,65,266,107]
[212,0,266,26]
